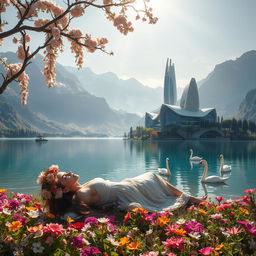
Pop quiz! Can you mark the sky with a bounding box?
[2,0,256,97]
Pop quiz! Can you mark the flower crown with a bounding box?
[37,165,63,200]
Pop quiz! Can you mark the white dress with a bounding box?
[90,172,190,212]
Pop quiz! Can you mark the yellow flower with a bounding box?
[132,208,148,214]
[215,244,224,251]
[66,217,74,223]
[156,216,170,227]
[46,212,55,218]
[173,228,187,236]
[200,201,208,207]
[198,209,207,215]
[239,208,249,215]
[7,221,23,232]
[118,237,130,246]
[0,189,7,193]
[127,241,141,250]
[26,207,37,211]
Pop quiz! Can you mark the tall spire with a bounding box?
[163,58,177,105]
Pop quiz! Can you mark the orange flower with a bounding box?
[132,208,148,214]
[46,212,55,218]
[198,209,207,215]
[66,217,74,223]
[200,201,208,207]
[239,208,249,215]
[156,216,170,227]
[7,221,23,232]
[26,207,37,211]
[127,241,141,250]
[27,224,44,233]
[215,244,224,251]
[173,228,187,236]
[0,189,7,193]
[118,237,130,246]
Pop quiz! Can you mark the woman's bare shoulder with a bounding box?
[74,184,99,205]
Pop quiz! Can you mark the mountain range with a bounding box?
[65,66,163,115]
[0,52,141,136]
[1,50,256,137]
[199,50,256,117]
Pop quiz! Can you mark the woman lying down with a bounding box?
[37,165,207,217]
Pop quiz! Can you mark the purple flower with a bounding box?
[81,246,101,256]
[13,213,26,224]
[84,217,98,225]
[71,236,85,248]
[8,199,20,210]
[244,223,256,237]
[184,221,204,233]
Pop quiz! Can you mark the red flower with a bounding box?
[68,222,84,231]
[123,212,131,224]
[244,189,255,194]
[215,196,224,203]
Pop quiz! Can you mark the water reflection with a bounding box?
[0,139,256,199]
[127,140,256,199]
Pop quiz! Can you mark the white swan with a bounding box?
[189,149,202,161]
[158,158,171,176]
[200,160,230,183]
[219,154,232,172]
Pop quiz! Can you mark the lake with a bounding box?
[0,138,255,200]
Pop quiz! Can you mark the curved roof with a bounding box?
[163,104,215,117]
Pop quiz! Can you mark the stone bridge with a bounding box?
[176,128,224,139]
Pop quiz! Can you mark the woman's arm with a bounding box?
[74,185,100,206]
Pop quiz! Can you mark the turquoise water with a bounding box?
[0,138,255,199]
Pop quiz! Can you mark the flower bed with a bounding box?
[0,188,255,256]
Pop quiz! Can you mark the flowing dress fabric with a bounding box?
[91,172,190,212]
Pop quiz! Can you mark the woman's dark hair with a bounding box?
[42,183,90,216]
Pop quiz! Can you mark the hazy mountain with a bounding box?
[66,66,163,114]
[0,52,140,136]
[199,50,256,117]
[236,89,256,121]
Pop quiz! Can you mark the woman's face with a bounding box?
[57,171,79,187]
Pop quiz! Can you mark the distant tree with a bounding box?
[129,126,133,139]
[242,119,249,132]
[231,118,238,132]
[0,0,157,104]
[237,119,242,131]
[123,132,127,139]
[248,121,255,134]
[222,119,232,131]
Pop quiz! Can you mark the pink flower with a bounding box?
[215,196,224,203]
[162,237,186,250]
[244,189,255,194]
[140,252,159,256]
[210,213,223,219]
[226,226,243,235]
[198,247,215,255]
[44,223,65,236]
[184,221,204,233]
[70,4,84,17]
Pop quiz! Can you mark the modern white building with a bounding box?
[145,59,217,135]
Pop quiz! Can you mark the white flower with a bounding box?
[176,218,186,225]
[27,210,39,218]
[32,242,44,254]
[146,229,153,236]
[34,230,44,238]
[98,217,109,223]
[106,234,119,246]
[81,223,91,232]
[188,232,201,240]
[3,208,12,215]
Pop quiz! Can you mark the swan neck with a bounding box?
[166,160,171,174]
[201,163,208,181]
